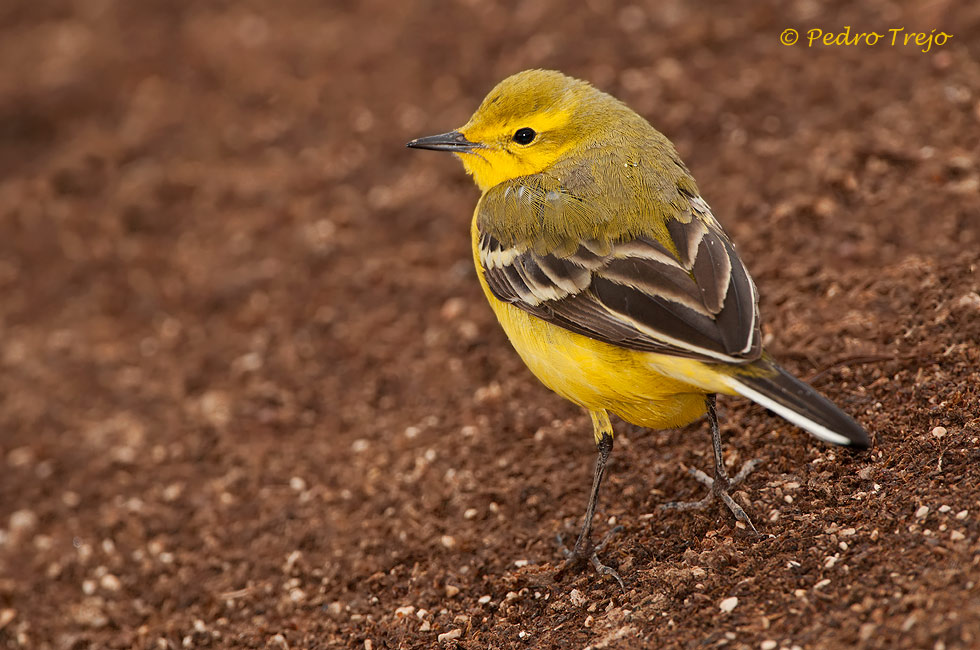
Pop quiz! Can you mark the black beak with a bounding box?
[406,130,479,152]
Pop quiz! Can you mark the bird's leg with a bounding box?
[556,410,625,591]
[661,394,761,533]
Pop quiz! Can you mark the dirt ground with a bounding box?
[1,1,979,648]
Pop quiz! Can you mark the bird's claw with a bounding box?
[661,459,761,533]
[556,526,626,592]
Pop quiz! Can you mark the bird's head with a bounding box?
[408,69,628,192]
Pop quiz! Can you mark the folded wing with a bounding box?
[477,179,761,364]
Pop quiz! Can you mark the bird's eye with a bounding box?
[512,127,536,145]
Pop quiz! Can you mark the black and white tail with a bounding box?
[721,362,871,449]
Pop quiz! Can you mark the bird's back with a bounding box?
[474,117,763,365]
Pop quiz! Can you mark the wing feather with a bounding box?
[691,228,732,313]
[477,179,761,363]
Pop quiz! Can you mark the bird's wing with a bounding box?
[476,178,761,363]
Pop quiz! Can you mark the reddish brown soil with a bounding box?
[1,1,980,649]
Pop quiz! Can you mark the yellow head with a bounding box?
[408,70,635,192]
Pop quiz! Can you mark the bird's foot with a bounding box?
[661,459,762,533]
[555,526,625,592]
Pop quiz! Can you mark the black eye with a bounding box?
[512,127,536,145]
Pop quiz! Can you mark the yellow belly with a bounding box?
[471,222,738,430]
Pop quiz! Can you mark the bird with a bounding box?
[407,69,870,586]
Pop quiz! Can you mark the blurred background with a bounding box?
[0,1,978,648]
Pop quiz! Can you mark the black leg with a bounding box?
[707,394,729,484]
[556,410,625,591]
[661,394,761,532]
[571,431,613,557]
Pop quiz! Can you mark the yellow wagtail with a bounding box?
[408,69,870,586]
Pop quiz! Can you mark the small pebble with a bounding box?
[463,508,478,520]
[34,459,54,478]
[394,605,415,619]
[99,574,122,592]
[932,426,947,438]
[955,292,980,309]
[915,505,930,519]
[6,447,34,467]
[162,483,184,502]
[956,510,969,520]
[761,641,777,650]
[440,535,456,549]
[9,510,38,534]
[569,589,587,607]
[283,552,304,575]
[438,629,462,643]
[951,530,966,541]
[71,600,108,628]
[478,594,491,604]
[584,615,594,627]
[289,477,306,492]
[719,596,738,613]
[441,297,465,320]
[445,584,460,598]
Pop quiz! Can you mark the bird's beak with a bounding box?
[406,130,480,152]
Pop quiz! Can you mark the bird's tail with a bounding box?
[720,360,871,449]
